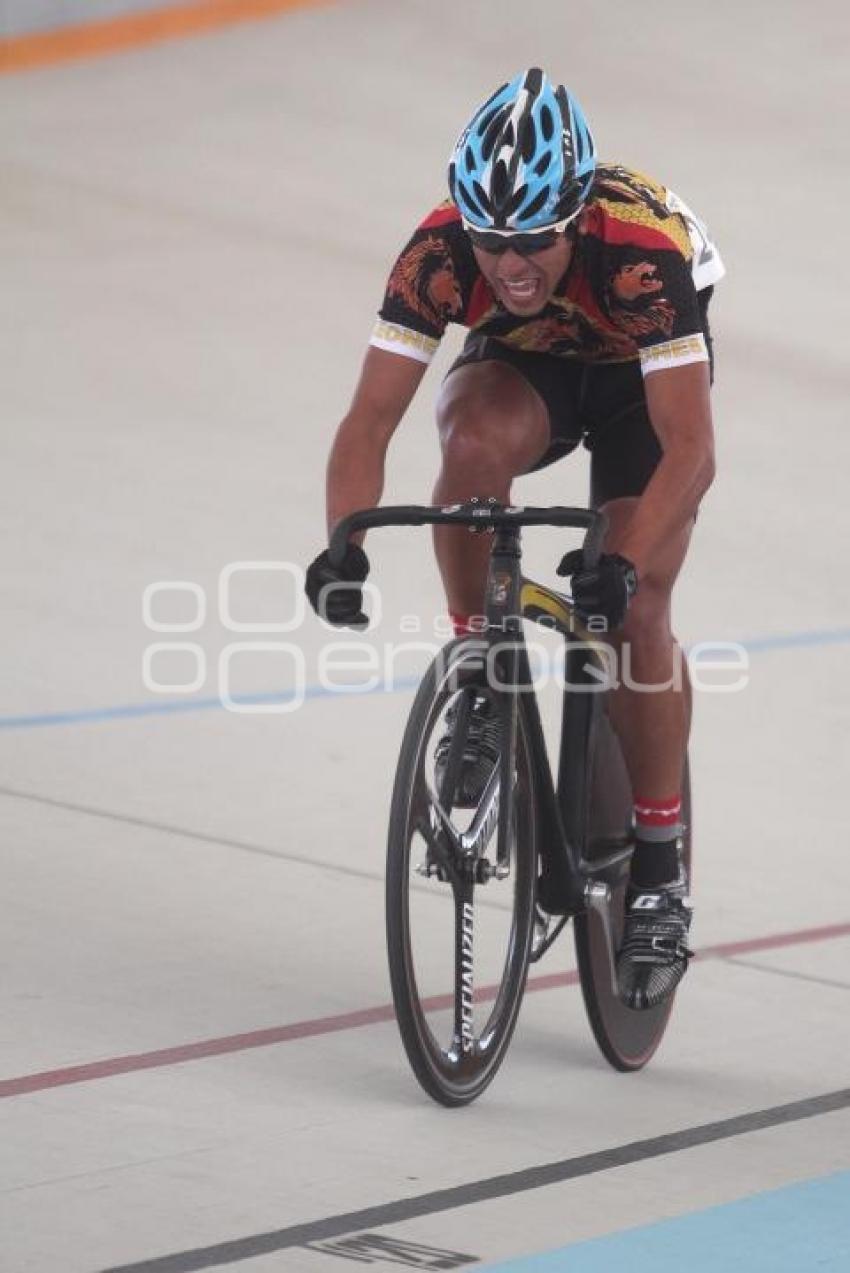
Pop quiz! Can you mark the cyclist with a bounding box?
[306,68,723,1011]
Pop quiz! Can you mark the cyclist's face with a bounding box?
[471,233,574,315]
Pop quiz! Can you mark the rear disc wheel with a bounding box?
[574,709,692,1071]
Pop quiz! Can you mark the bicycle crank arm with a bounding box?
[459,765,501,858]
[584,880,619,998]
[529,910,570,963]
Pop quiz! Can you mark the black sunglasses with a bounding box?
[466,226,564,256]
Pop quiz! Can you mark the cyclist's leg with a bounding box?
[582,313,713,800]
[597,492,692,800]
[588,413,697,1007]
[433,337,583,616]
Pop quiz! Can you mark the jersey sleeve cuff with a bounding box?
[370,319,440,365]
[639,332,709,377]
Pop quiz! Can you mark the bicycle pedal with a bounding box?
[471,858,511,884]
[415,859,449,881]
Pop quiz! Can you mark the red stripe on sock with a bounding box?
[634,794,682,828]
[449,612,485,636]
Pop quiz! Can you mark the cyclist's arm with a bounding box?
[326,346,428,537]
[325,204,466,537]
[613,361,715,581]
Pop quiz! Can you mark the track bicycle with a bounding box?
[328,500,691,1106]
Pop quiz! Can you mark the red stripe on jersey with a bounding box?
[466,276,496,328]
[419,202,463,231]
[585,206,685,256]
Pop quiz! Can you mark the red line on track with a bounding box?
[1,921,847,1100]
[696,921,850,960]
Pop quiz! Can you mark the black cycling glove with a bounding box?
[557,550,638,629]
[305,543,370,629]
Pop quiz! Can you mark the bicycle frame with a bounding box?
[479,520,628,936]
[328,500,620,922]
[328,502,681,1088]
[474,522,582,914]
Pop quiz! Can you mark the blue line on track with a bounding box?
[0,625,848,731]
[0,677,424,730]
[738,625,850,653]
[480,1170,850,1272]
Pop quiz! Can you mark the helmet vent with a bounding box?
[472,180,493,215]
[476,103,503,139]
[519,188,548,221]
[540,104,555,142]
[481,107,509,161]
[557,176,583,212]
[491,160,510,205]
[457,179,486,220]
[519,116,537,163]
[505,184,529,217]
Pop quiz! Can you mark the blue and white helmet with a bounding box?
[448,68,596,232]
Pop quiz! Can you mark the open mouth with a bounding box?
[499,277,542,306]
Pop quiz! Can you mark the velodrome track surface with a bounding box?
[2,2,849,1269]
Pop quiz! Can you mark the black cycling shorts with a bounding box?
[446,288,714,507]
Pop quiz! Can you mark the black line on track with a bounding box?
[0,783,511,915]
[725,956,850,992]
[0,784,384,887]
[97,1087,850,1273]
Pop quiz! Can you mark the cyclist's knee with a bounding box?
[620,582,672,646]
[436,363,549,476]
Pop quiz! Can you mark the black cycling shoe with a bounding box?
[433,694,501,809]
[617,877,694,1010]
